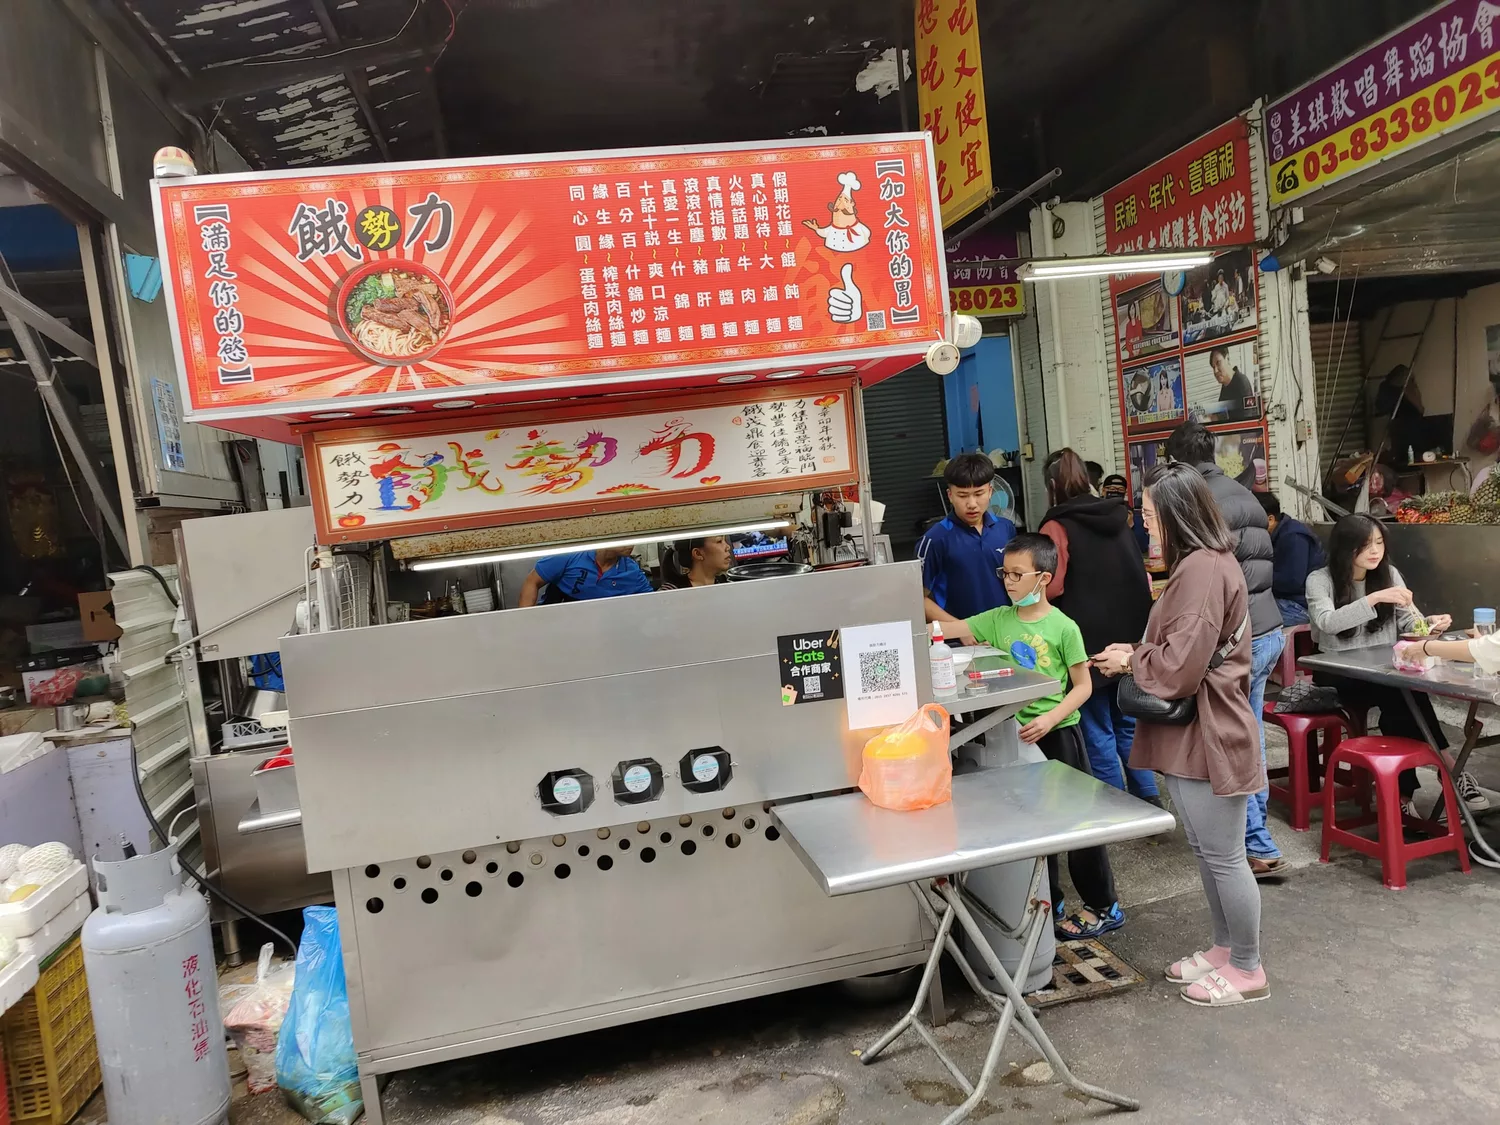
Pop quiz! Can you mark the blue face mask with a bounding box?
[1013,578,1044,608]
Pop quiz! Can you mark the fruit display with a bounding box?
[0,841,75,900]
[1394,490,1500,525]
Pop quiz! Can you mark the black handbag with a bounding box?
[1117,616,1249,726]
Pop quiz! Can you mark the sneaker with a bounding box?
[1455,771,1491,811]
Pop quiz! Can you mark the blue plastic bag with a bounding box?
[276,906,363,1123]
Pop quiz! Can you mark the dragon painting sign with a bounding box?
[304,382,857,543]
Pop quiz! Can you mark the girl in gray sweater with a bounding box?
[1305,514,1486,812]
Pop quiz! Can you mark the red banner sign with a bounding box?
[152,136,947,425]
[1100,117,1254,255]
[305,382,857,543]
[1102,118,1268,497]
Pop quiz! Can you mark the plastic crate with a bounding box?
[1,937,100,1124]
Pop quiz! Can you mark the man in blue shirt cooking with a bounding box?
[518,546,654,606]
[919,452,1016,628]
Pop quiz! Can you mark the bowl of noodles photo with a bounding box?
[333,259,454,364]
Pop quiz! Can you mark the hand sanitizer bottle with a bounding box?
[930,622,957,700]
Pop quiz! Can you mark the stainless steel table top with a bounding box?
[1300,646,1500,706]
[943,667,1057,716]
[772,761,1176,896]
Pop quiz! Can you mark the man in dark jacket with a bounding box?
[1257,491,1325,626]
[1165,421,1286,876]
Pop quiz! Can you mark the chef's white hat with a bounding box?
[837,171,861,200]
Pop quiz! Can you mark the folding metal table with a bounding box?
[773,761,1175,1124]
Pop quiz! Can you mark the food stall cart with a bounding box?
[149,134,1072,1120]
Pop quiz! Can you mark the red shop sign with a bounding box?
[153,136,947,429]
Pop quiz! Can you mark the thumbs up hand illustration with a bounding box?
[827,263,863,325]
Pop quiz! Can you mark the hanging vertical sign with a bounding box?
[915,0,993,227]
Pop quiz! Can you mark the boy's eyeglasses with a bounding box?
[998,568,1041,582]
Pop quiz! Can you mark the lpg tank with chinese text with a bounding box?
[81,841,230,1125]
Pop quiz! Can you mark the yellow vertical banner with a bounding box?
[915,0,992,227]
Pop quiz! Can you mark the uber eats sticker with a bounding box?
[778,629,843,706]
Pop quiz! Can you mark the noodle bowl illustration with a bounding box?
[332,259,454,364]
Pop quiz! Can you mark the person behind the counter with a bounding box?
[946,533,1125,942]
[659,535,732,590]
[918,451,1016,628]
[517,546,654,606]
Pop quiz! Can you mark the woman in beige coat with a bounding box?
[1092,463,1268,1006]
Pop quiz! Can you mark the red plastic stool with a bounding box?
[1271,624,1313,687]
[1263,703,1361,831]
[1319,736,1471,889]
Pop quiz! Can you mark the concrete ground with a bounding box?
[80,734,1500,1125]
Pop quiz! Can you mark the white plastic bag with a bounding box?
[222,942,295,1094]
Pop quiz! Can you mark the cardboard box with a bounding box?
[77,592,122,642]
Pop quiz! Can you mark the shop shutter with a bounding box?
[1094,197,1126,476]
[1311,320,1366,473]
[864,365,948,555]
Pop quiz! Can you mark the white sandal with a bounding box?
[1164,952,1218,984]
[1180,969,1271,1007]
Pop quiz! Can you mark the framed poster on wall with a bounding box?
[1102,115,1269,497]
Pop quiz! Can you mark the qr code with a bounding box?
[865,310,886,331]
[858,648,901,693]
[803,674,822,695]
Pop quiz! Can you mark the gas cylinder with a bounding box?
[81,841,230,1125]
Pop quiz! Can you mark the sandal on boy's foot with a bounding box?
[1179,969,1271,1007]
[1054,903,1125,941]
[1164,952,1219,985]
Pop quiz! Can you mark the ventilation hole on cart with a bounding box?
[366,897,383,914]
[765,826,781,842]
[681,840,697,856]
[416,855,432,869]
[637,821,651,833]
[702,825,715,838]
[659,831,673,844]
[618,838,631,851]
[392,877,407,891]
[462,850,477,865]
[552,834,567,847]
[640,847,657,863]
[505,841,521,854]
[726,833,741,849]
[722,807,735,819]
[440,868,453,882]
[507,871,524,888]
[555,864,572,880]
[597,855,614,871]
[596,827,611,840]
[465,882,482,898]
[364,864,380,879]
[577,844,591,857]
[530,852,544,866]
[678,814,693,827]
[743,817,757,831]
[485,862,498,875]
[421,888,438,904]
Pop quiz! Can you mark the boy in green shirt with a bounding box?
[948,533,1125,940]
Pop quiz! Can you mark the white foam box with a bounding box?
[15,892,91,963]
[0,861,89,940]
[0,950,38,1017]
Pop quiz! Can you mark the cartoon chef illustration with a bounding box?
[803,171,872,253]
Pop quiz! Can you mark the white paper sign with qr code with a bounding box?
[840,620,919,730]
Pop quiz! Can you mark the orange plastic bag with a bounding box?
[857,703,952,811]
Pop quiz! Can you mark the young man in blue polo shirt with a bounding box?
[517,546,654,606]
[918,452,1016,627]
